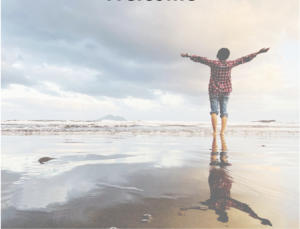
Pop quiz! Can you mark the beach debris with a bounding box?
[198,205,208,210]
[252,120,276,123]
[143,214,153,220]
[262,145,265,147]
[179,205,208,216]
[178,208,186,216]
[141,214,153,223]
[38,157,56,164]
[141,219,150,223]
[191,204,208,210]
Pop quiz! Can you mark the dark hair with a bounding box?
[217,48,230,60]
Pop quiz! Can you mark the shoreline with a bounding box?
[2,129,299,136]
[2,120,298,136]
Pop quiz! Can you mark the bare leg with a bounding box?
[211,113,217,136]
[220,116,227,136]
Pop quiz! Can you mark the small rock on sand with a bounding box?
[38,157,56,164]
[141,219,150,223]
[143,214,153,220]
[141,214,153,223]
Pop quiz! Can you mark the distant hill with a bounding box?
[97,114,126,121]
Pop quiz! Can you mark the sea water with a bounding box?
[1,121,299,228]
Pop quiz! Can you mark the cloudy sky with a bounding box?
[1,0,299,122]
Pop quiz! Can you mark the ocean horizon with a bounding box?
[2,120,299,136]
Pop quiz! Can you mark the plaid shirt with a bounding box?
[190,53,257,95]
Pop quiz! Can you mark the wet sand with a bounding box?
[1,134,299,228]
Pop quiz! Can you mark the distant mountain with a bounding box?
[97,114,126,121]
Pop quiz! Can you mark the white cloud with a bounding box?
[12,60,24,70]
[160,93,184,107]
[122,97,159,110]
[1,84,120,119]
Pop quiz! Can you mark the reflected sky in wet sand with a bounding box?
[1,134,299,228]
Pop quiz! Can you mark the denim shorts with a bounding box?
[209,94,230,118]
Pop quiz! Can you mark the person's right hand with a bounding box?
[258,48,270,54]
[181,53,189,57]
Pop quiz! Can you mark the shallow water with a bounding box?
[1,134,299,228]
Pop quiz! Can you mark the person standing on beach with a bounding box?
[181,48,270,135]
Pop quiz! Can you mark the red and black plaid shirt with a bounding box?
[190,53,257,95]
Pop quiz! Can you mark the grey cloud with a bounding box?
[17,54,23,60]
[2,0,176,63]
[85,42,98,50]
[2,0,298,101]
[1,65,34,88]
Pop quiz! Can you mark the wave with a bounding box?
[1,120,299,136]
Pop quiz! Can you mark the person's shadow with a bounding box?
[178,135,272,227]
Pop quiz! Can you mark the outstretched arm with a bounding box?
[231,48,270,67]
[230,198,272,226]
[181,53,215,67]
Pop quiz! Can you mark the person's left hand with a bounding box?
[258,48,270,54]
[181,53,189,57]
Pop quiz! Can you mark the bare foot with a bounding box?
[212,132,217,136]
[220,131,225,136]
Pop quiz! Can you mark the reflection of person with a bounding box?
[179,136,272,227]
[181,48,270,136]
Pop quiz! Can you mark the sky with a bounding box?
[1,0,299,122]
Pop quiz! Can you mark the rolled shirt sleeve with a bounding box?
[231,53,258,67]
[190,55,216,67]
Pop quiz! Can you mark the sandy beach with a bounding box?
[1,121,299,228]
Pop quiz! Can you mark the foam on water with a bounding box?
[1,120,299,136]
